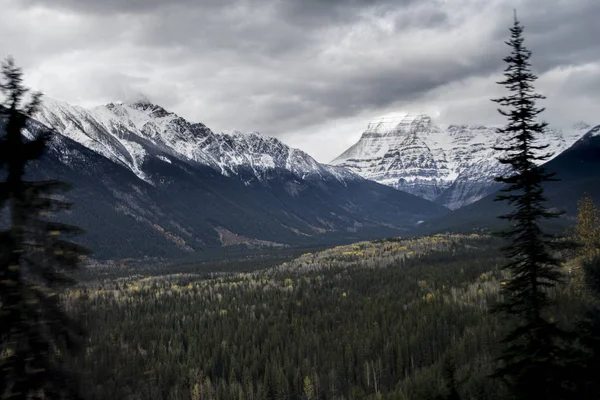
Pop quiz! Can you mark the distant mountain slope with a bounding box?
[417,125,600,234]
[2,100,448,259]
[331,113,591,209]
[34,99,353,185]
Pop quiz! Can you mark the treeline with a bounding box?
[75,244,329,285]
[60,235,578,400]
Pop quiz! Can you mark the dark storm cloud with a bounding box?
[275,0,420,27]
[19,0,230,14]
[492,0,600,72]
[2,0,599,162]
[21,0,415,19]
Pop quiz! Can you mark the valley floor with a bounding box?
[64,234,583,400]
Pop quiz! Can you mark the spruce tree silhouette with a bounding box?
[490,13,574,400]
[0,57,90,399]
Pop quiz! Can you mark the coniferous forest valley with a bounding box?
[2,4,600,400]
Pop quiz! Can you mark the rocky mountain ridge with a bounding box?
[35,98,353,186]
[1,99,447,258]
[331,113,592,209]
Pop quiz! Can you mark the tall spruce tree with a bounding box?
[435,357,461,400]
[491,13,573,400]
[0,57,90,399]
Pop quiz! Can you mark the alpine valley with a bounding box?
[2,99,448,258]
[4,98,597,259]
[332,113,593,209]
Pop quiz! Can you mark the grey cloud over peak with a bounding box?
[1,0,598,162]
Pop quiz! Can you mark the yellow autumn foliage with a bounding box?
[575,194,600,261]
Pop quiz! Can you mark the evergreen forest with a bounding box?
[60,234,587,399]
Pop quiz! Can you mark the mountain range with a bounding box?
[3,98,597,259]
[419,125,600,234]
[331,113,592,209]
[1,99,447,259]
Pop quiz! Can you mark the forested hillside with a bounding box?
[63,234,584,399]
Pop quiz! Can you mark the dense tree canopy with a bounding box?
[56,234,584,400]
[0,57,89,399]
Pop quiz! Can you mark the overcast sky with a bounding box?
[1,0,598,162]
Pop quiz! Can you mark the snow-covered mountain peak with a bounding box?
[332,112,594,209]
[127,101,173,118]
[33,98,355,187]
[585,125,600,138]
[97,101,178,130]
[364,113,433,137]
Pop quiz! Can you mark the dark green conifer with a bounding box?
[573,255,600,399]
[491,13,572,400]
[0,57,90,399]
[438,357,461,400]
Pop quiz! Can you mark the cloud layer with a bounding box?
[1,0,599,162]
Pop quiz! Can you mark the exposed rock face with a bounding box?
[331,113,590,209]
[34,98,352,185]
[0,99,448,258]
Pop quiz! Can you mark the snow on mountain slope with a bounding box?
[588,125,600,137]
[34,98,353,185]
[331,113,591,209]
[4,100,449,258]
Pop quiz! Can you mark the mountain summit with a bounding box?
[35,98,353,186]
[419,124,600,234]
[331,113,591,209]
[5,98,448,258]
